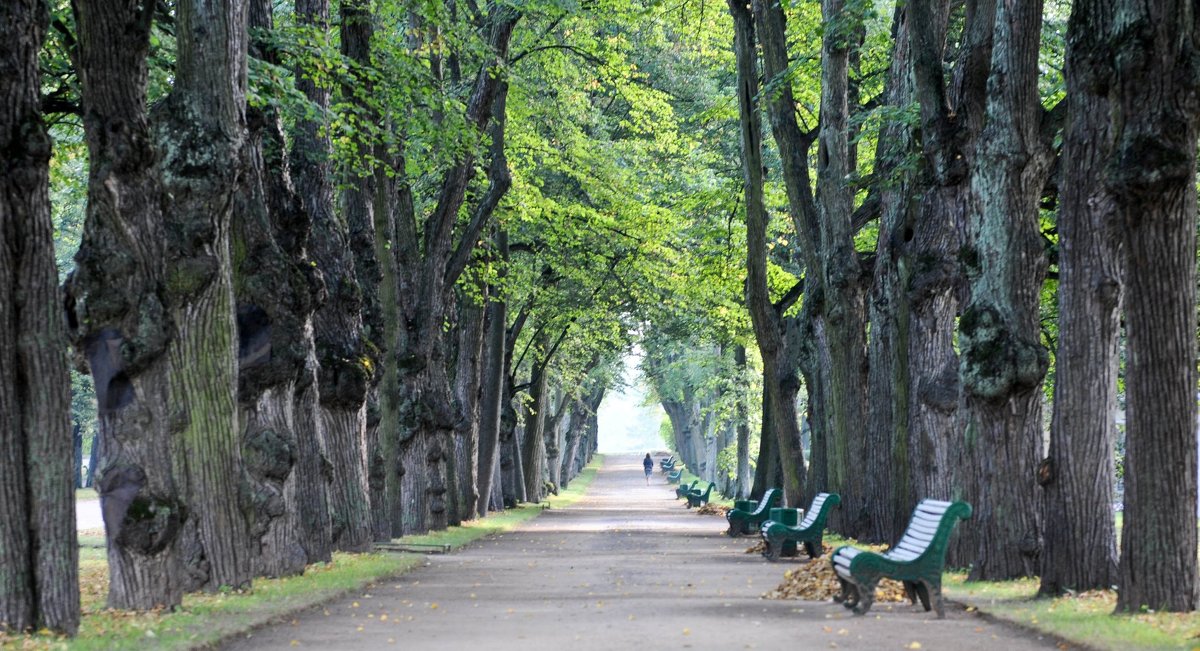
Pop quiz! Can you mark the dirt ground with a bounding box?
[223,454,1063,650]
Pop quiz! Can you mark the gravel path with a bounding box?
[224,454,1061,651]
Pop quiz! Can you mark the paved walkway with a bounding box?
[225,455,1060,650]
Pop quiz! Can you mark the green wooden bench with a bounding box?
[675,479,698,499]
[831,498,972,618]
[725,488,780,536]
[686,482,715,508]
[659,456,676,471]
[761,492,840,561]
[666,469,683,484]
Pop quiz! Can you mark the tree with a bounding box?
[233,0,325,577]
[728,0,808,510]
[959,0,1055,580]
[69,0,186,609]
[1039,0,1120,596]
[1110,0,1200,613]
[394,5,520,534]
[906,0,994,567]
[0,0,79,633]
[298,0,372,554]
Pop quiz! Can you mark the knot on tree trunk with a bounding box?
[959,303,1047,402]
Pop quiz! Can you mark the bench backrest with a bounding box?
[884,499,972,564]
[700,482,715,499]
[797,492,841,529]
[751,488,780,516]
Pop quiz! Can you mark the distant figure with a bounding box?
[643,453,654,485]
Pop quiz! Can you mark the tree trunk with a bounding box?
[862,4,914,545]
[0,0,79,631]
[520,350,550,503]
[339,0,388,543]
[907,0,993,568]
[69,0,185,611]
[475,232,508,516]
[499,313,527,507]
[959,0,1050,580]
[156,0,255,593]
[734,346,751,500]
[452,290,486,521]
[810,0,871,539]
[73,421,84,489]
[750,381,780,501]
[86,432,98,488]
[372,157,400,541]
[1110,0,1200,613]
[729,0,807,508]
[289,0,334,565]
[233,0,324,579]
[1039,0,1120,596]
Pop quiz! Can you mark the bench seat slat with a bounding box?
[907,518,945,533]
[884,547,920,562]
[896,540,929,556]
[902,527,936,544]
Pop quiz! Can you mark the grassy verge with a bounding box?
[76,488,98,502]
[943,574,1200,650]
[2,455,603,651]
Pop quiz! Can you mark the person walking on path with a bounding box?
[643,453,654,485]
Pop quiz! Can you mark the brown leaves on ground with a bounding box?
[745,540,766,554]
[762,544,908,603]
[695,503,730,516]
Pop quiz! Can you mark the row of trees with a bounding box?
[720,0,1198,614]
[5,0,717,634]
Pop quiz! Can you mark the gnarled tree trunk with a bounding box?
[959,0,1052,580]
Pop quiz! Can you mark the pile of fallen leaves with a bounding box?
[762,543,909,603]
[695,503,730,516]
[745,540,766,554]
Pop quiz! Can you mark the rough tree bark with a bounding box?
[475,230,508,516]
[908,0,995,567]
[1110,0,1200,613]
[451,289,486,522]
[519,334,550,503]
[1039,0,1120,596]
[339,0,388,544]
[959,0,1053,580]
[0,0,79,632]
[232,0,328,578]
[499,305,529,507]
[810,0,870,538]
[561,383,604,488]
[154,0,256,593]
[862,3,914,545]
[288,0,335,564]
[70,0,184,610]
[729,0,807,508]
[298,0,371,554]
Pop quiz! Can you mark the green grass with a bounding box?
[2,456,604,651]
[944,573,1200,650]
[76,488,98,502]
